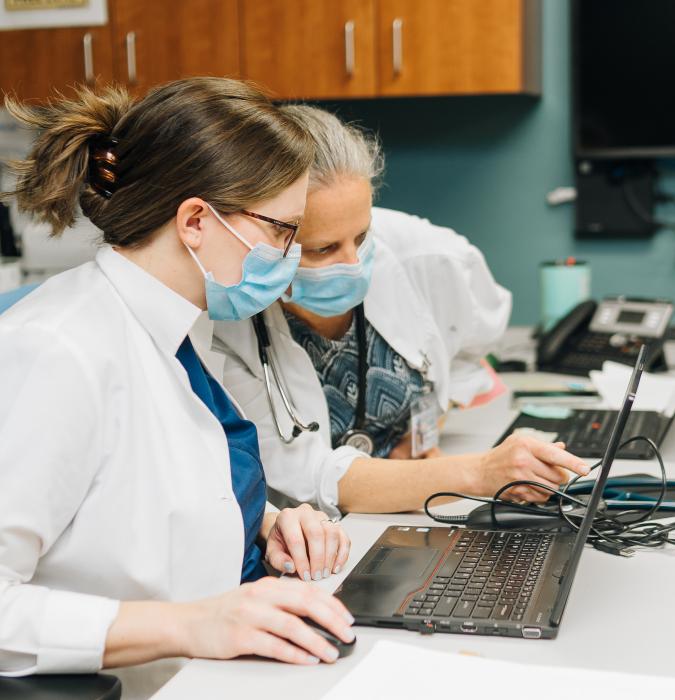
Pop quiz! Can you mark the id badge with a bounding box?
[410,391,440,458]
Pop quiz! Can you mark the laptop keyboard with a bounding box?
[558,409,650,456]
[405,530,552,623]
[500,409,666,458]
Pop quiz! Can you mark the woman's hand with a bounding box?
[176,577,355,665]
[471,435,590,502]
[262,504,351,581]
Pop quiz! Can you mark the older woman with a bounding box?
[208,105,589,519]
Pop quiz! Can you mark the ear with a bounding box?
[176,197,209,249]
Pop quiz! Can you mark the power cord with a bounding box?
[424,436,674,557]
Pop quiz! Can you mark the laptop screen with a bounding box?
[550,346,646,625]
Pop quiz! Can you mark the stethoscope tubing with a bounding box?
[253,312,319,443]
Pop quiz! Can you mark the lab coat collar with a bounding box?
[96,245,202,356]
[364,240,435,372]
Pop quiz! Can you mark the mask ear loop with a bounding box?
[184,242,209,278]
[205,202,254,251]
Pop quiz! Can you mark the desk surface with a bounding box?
[151,409,675,700]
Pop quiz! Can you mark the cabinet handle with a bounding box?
[82,33,94,84]
[344,20,355,78]
[126,31,137,85]
[392,18,403,77]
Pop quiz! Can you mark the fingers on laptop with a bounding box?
[272,504,350,582]
[529,438,590,476]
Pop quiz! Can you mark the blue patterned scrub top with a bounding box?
[285,310,431,458]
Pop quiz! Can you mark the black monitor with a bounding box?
[572,0,675,160]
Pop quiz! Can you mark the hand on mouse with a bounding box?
[262,503,351,581]
[174,577,355,665]
[470,435,590,502]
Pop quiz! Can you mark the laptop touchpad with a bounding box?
[362,547,438,577]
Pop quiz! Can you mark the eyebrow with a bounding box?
[306,228,370,248]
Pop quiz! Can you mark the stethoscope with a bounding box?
[252,311,319,444]
[251,303,375,454]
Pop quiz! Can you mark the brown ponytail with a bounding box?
[2,86,133,234]
[2,78,314,246]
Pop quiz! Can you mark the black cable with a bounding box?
[424,436,673,556]
[354,303,367,429]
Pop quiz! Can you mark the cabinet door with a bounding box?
[240,0,376,100]
[377,0,540,96]
[110,0,239,95]
[0,26,114,102]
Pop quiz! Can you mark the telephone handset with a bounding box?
[537,297,673,376]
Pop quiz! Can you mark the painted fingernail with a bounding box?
[303,571,311,582]
[284,561,295,573]
[343,627,356,642]
[325,646,339,662]
[343,611,355,625]
[313,571,322,581]
[306,655,320,665]
[323,567,330,579]
[333,564,341,574]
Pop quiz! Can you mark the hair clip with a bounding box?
[88,136,120,199]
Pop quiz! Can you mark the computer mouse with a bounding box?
[301,617,356,659]
[465,502,573,531]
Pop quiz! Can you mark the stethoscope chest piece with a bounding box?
[340,428,374,455]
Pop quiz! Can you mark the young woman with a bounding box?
[0,80,354,693]
[209,105,590,518]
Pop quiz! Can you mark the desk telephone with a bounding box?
[537,297,673,375]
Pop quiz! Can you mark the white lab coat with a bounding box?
[0,246,248,696]
[209,207,512,519]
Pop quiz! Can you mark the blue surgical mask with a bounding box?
[186,203,301,321]
[283,235,375,317]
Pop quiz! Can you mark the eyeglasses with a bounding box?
[240,209,300,257]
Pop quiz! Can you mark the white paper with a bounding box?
[321,640,675,700]
[590,361,675,415]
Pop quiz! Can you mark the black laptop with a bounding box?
[334,348,646,640]
[496,407,673,459]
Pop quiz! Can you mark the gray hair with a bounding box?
[280,104,384,193]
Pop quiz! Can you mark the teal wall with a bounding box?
[317,0,675,325]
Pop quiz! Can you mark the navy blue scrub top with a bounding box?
[176,336,267,583]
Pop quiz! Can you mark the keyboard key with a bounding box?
[453,600,475,617]
[433,596,459,617]
[425,595,440,603]
[494,604,512,620]
[419,607,433,616]
[446,587,465,596]
[473,606,493,619]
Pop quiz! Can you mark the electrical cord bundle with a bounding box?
[424,436,675,557]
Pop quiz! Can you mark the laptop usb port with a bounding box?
[522,626,542,639]
[461,622,477,633]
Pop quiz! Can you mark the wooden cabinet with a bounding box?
[110,0,239,96]
[0,25,113,101]
[0,0,540,103]
[240,0,376,100]
[240,0,540,99]
[377,0,540,96]
[0,0,239,102]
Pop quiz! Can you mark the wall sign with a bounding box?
[0,0,105,29]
